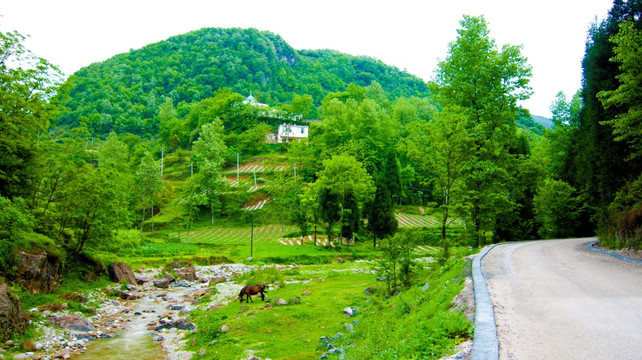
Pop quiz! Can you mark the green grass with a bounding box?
[15,270,111,317]
[168,224,299,245]
[186,264,377,359]
[343,257,473,359]
[185,257,472,359]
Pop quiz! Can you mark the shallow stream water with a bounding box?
[71,279,244,360]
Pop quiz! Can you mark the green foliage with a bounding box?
[433,14,533,247]
[377,231,421,293]
[598,20,642,160]
[550,1,642,243]
[0,196,35,272]
[346,257,471,359]
[533,178,581,239]
[602,173,642,250]
[0,29,63,199]
[55,28,428,137]
[235,266,285,286]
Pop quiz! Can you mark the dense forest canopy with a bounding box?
[55,27,429,137]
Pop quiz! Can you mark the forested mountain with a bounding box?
[532,115,552,129]
[55,27,429,136]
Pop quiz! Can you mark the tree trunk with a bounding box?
[140,205,146,234]
[442,205,449,259]
[151,203,154,233]
[42,176,60,217]
[30,179,42,212]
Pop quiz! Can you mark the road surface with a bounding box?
[481,238,642,360]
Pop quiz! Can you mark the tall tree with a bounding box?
[313,154,374,246]
[572,1,642,228]
[366,151,401,247]
[191,120,228,224]
[136,152,161,233]
[598,20,642,160]
[426,107,473,256]
[533,178,580,239]
[434,15,532,247]
[0,29,62,198]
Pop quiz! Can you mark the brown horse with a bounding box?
[239,284,267,303]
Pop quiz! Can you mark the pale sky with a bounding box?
[1,0,614,117]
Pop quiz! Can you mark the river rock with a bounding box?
[135,274,152,285]
[276,298,288,306]
[155,318,196,331]
[21,339,37,351]
[175,266,197,281]
[48,314,96,332]
[163,273,176,283]
[364,286,375,295]
[209,277,226,285]
[0,283,29,342]
[221,325,230,333]
[13,250,62,294]
[175,280,191,287]
[107,262,136,285]
[153,278,170,289]
[198,348,206,356]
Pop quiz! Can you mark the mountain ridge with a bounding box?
[55,27,429,136]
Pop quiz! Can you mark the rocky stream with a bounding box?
[3,264,255,360]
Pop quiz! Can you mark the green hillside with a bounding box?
[55,27,429,136]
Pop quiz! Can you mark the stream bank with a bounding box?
[7,264,253,360]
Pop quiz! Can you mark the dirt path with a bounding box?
[482,238,642,360]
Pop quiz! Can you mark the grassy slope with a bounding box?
[186,257,472,359]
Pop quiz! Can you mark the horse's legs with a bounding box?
[260,291,265,301]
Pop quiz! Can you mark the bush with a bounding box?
[236,266,285,286]
[439,311,473,339]
[377,232,420,294]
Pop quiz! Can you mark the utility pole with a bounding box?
[236,153,240,181]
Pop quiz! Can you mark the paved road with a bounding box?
[482,238,642,360]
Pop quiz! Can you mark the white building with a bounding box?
[277,123,309,143]
[242,92,268,108]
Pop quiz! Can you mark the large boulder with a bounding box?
[107,262,136,285]
[13,250,62,294]
[48,313,95,332]
[153,278,170,289]
[174,266,197,281]
[0,283,29,342]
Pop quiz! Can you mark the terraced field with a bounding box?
[170,213,446,247]
[395,213,440,227]
[170,224,298,244]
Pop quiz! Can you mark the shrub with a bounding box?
[236,266,285,286]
